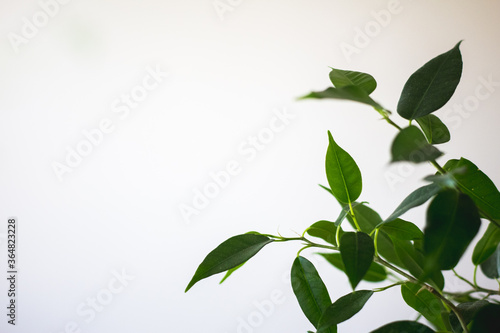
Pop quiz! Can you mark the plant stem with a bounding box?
[374,256,418,284]
[349,201,361,231]
[428,287,470,333]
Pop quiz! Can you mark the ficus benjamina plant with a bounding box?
[185,42,500,332]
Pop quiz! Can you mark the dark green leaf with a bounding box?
[401,282,446,330]
[397,42,462,120]
[317,290,373,330]
[185,234,273,292]
[469,303,500,333]
[416,114,451,144]
[380,219,423,241]
[370,320,434,333]
[480,244,500,279]
[329,68,377,94]
[448,300,489,333]
[384,183,441,223]
[340,232,375,289]
[424,190,481,274]
[306,220,342,246]
[472,222,500,265]
[391,126,443,163]
[325,131,362,204]
[300,85,383,109]
[444,158,500,220]
[319,253,387,282]
[291,256,332,328]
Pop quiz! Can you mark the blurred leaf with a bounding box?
[480,244,500,279]
[448,300,489,333]
[317,290,373,331]
[469,303,500,333]
[380,219,423,241]
[329,68,377,94]
[397,42,462,120]
[401,282,446,330]
[416,114,451,144]
[319,252,387,282]
[300,85,382,109]
[370,320,434,333]
[384,184,442,223]
[306,220,343,246]
[391,126,443,163]
[340,232,375,289]
[472,222,500,265]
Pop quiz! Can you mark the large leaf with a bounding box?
[480,244,500,279]
[416,114,451,144]
[339,232,375,289]
[306,220,342,246]
[448,300,489,333]
[424,190,481,274]
[300,85,382,109]
[472,222,500,265]
[325,131,362,204]
[401,282,446,330]
[328,68,377,94]
[469,303,500,333]
[397,42,463,120]
[380,219,423,241]
[444,158,500,221]
[391,126,443,163]
[291,256,332,328]
[370,320,434,333]
[384,183,441,223]
[317,290,373,331]
[185,234,273,292]
[319,252,387,282]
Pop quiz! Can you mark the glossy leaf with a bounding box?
[340,232,375,289]
[448,300,489,333]
[424,190,481,274]
[380,219,423,241]
[472,222,500,265]
[384,183,441,223]
[469,303,500,333]
[291,256,332,328]
[444,158,500,220]
[370,320,434,333]
[397,42,462,120]
[306,220,342,246]
[329,68,377,94]
[325,131,362,204]
[480,244,500,279]
[317,290,373,330]
[401,282,446,330]
[416,114,451,144]
[391,126,443,163]
[319,253,387,282]
[185,234,273,292]
[300,85,382,109]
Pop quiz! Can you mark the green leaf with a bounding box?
[291,256,332,328]
[472,222,500,265]
[370,320,434,333]
[469,303,500,333]
[306,220,343,246]
[416,114,451,144]
[384,183,441,223]
[444,158,500,220]
[317,290,373,330]
[339,232,375,289]
[424,190,481,274]
[300,85,382,109]
[391,126,443,163]
[219,262,245,284]
[325,131,362,204]
[319,253,387,282]
[448,300,490,333]
[381,219,423,241]
[397,42,463,120]
[185,234,273,292]
[401,282,446,330]
[328,68,377,94]
[480,244,500,279]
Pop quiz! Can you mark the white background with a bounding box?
[1,0,500,332]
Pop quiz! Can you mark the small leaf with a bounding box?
[416,114,451,144]
[401,282,446,330]
[219,262,245,284]
[300,85,382,109]
[319,253,387,282]
[391,126,443,163]
[328,68,377,94]
[185,234,273,292]
[444,158,500,220]
[448,300,489,333]
[340,232,375,289]
[469,303,500,333]
[380,219,423,241]
[397,42,463,120]
[424,190,481,274]
[291,256,332,328]
[334,202,365,227]
[317,290,373,330]
[480,243,500,279]
[370,320,434,333]
[306,220,342,246]
[472,222,500,265]
[325,131,362,204]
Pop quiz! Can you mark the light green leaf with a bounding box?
[380,219,423,241]
[424,190,481,274]
[325,131,362,204]
[291,256,332,328]
[472,222,500,265]
[317,290,373,330]
[469,303,500,333]
[300,85,382,109]
[370,320,434,333]
[448,300,489,333]
[397,42,463,120]
[480,244,500,279]
[340,232,375,289]
[219,262,245,284]
[401,282,446,330]
[306,220,342,246]
[329,68,377,94]
[185,234,273,292]
[391,126,443,163]
[319,253,387,282]
[384,183,441,223]
[416,114,451,144]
